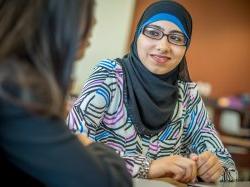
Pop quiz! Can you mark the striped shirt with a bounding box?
[67,59,238,181]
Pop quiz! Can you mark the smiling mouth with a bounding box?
[150,54,171,64]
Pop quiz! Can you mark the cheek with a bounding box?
[75,40,89,60]
[173,47,186,62]
[137,37,153,60]
[137,41,145,63]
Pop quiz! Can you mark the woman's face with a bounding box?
[137,20,187,75]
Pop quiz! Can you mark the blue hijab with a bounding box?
[118,0,192,136]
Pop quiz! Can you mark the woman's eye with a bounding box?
[148,30,160,36]
[144,28,161,38]
[169,35,182,41]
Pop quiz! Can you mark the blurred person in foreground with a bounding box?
[0,0,132,186]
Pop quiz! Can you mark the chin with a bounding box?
[149,68,162,75]
[154,71,166,75]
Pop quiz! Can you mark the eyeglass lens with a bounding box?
[143,26,187,46]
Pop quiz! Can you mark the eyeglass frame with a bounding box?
[142,25,189,46]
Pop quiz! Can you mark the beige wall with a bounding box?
[72,0,135,94]
[128,0,250,97]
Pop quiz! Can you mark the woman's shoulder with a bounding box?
[178,80,197,90]
[177,80,200,99]
[94,58,123,73]
[86,59,124,87]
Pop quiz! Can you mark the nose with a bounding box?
[156,36,171,52]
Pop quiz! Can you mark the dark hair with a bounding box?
[0,0,95,116]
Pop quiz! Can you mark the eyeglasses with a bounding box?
[142,26,188,46]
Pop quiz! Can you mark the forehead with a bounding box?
[148,20,181,32]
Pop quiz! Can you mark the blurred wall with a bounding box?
[72,0,135,94]
[128,0,250,98]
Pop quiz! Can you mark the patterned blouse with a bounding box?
[67,59,238,181]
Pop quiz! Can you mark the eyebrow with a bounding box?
[148,24,165,31]
[148,24,185,35]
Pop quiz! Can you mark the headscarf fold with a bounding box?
[118,0,193,136]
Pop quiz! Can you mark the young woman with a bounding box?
[0,0,132,186]
[67,0,238,183]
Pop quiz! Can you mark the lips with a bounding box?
[150,54,170,64]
